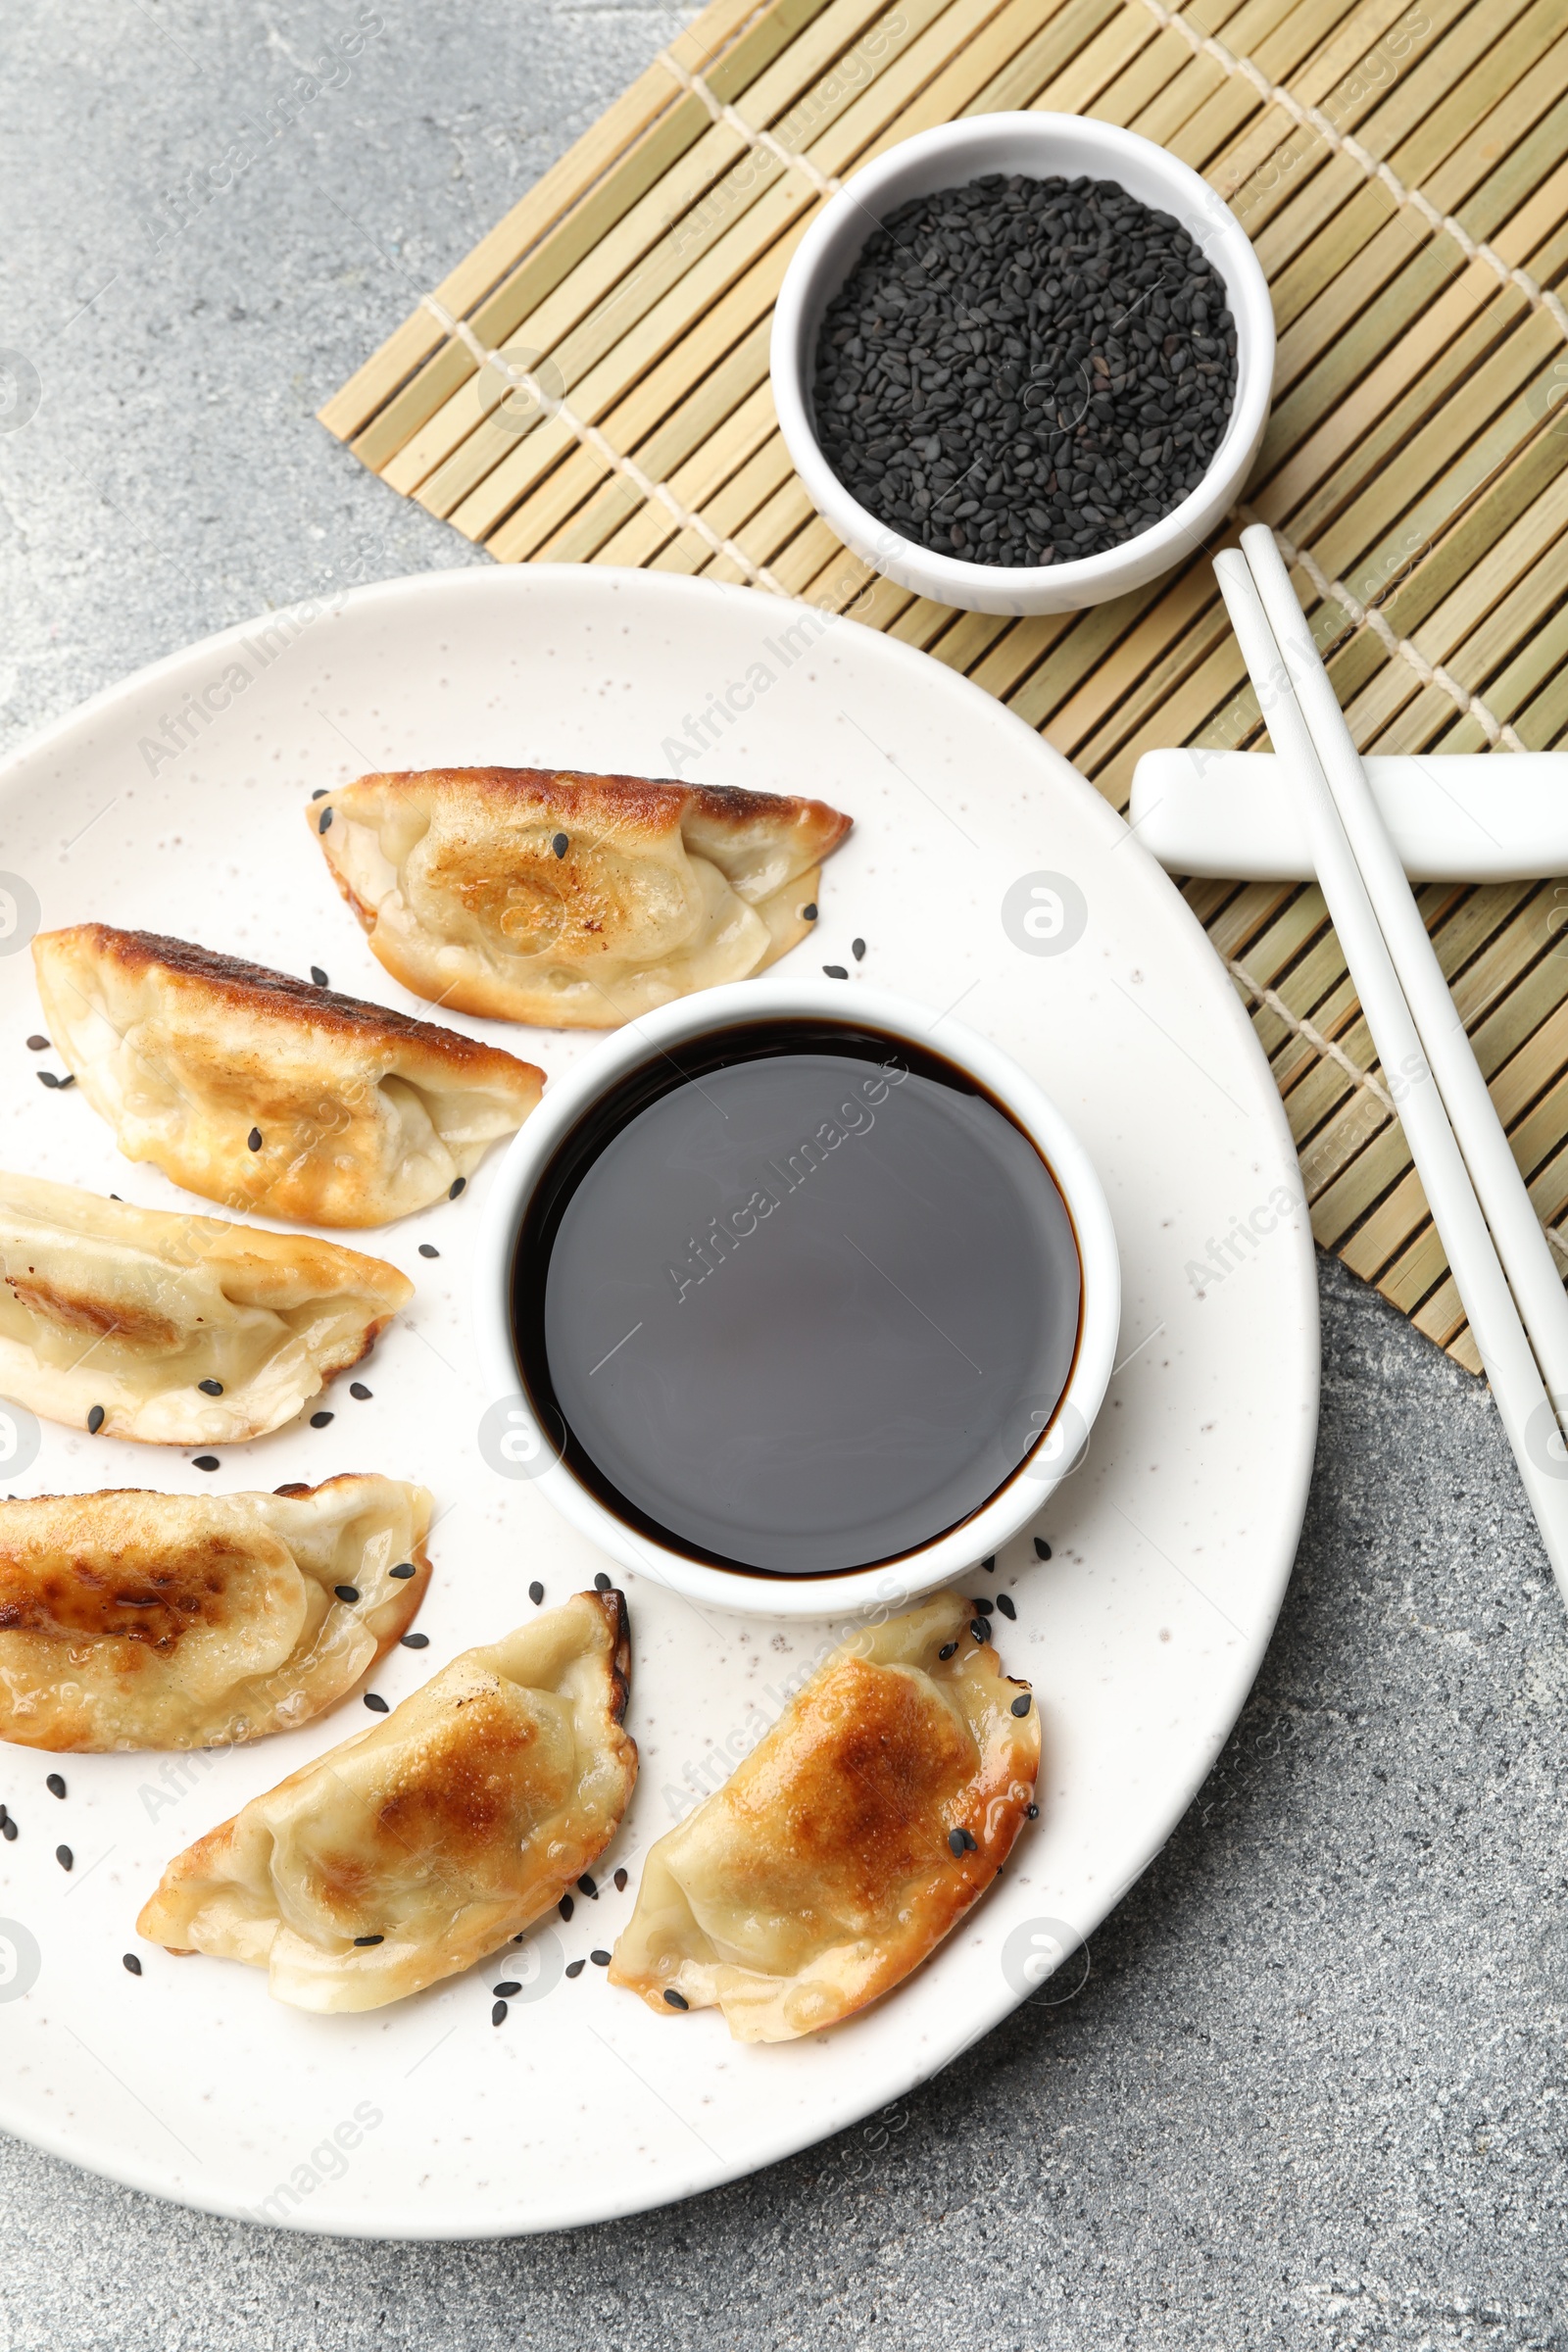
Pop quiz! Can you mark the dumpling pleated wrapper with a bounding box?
[311,767,853,1029]
[31,924,544,1227]
[0,1170,411,1444]
[137,1591,636,2012]
[609,1592,1040,2043]
[0,1475,431,1752]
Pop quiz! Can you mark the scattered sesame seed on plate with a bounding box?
[333,1584,360,1604]
[613,1868,627,1892]
[349,1382,371,1399]
[980,1555,996,1572]
[400,1633,428,1649]
[1034,1538,1052,1560]
[852,938,865,959]
[311,966,328,986]
[364,1693,389,1713]
[577,1874,598,1898]
[192,1455,220,1472]
[971,1595,994,1615]
[417,1244,439,1258]
[996,1592,1016,1619]
[25,1035,47,1051]
[46,1774,65,1799]
[311,1410,334,1428]
[662,1988,689,2010]
[491,2000,508,2026]
[86,1406,105,1435]
[593,1572,612,1593]
[389,1561,416,1579]
[311,789,328,801]
[559,1894,574,1922]
[36,1071,59,1089]
[57,1075,75,1089]
[56,1845,73,1871]
[528,1581,544,1605]
[1010,1693,1033,1717]
[492,1981,520,1997]
[1026,1803,1040,1820]
[122,1953,142,1976]
[564,1958,585,1979]
[590,1949,610,1967]
[802,903,817,921]
[197,1378,223,1396]
[1,1820,15,1841]
[822,964,849,979]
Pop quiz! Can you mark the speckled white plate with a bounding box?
[0,565,1318,2237]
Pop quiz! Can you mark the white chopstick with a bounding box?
[1212,547,1568,1602]
[1241,522,1568,1409]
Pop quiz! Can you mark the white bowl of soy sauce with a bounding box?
[473,980,1119,1619]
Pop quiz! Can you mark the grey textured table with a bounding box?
[2,6,1565,2344]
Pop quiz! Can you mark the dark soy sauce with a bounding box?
[512,1020,1082,1577]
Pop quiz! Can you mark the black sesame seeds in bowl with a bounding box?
[771,114,1274,616]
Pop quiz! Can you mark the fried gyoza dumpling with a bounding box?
[0,1170,411,1444]
[0,1476,431,1751]
[31,925,544,1227]
[609,1592,1039,2042]
[137,1591,635,2011]
[311,767,853,1028]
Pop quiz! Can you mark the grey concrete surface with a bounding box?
[1,5,1566,2345]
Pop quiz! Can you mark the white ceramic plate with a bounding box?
[0,566,1317,2237]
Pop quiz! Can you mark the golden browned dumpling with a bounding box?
[137,1591,635,2011]
[0,1476,431,1751]
[311,766,852,1028]
[0,1170,411,1443]
[31,924,544,1227]
[609,1592,1039,2042]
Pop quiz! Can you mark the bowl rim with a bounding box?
[472,976,1122,1619]
[769,109,1276,602]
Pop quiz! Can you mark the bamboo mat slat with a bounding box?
[322,0,1568,1372]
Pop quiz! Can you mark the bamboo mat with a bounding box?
[321,0,1568,1374]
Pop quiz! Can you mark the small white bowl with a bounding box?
[473,978,1120,1620]
[770,112,1275,615]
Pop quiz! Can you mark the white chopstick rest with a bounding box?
[1213,545,1568,1605]
[1128,748,1568,881]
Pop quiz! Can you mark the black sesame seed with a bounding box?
[552,832,568,858]
[197,1378,223,1396]
[310,1410,334,1428]
[492,1980,521,1997]
[57,1075,75,1089]
[663,1987,689,2009]
[613,1868,627,1892]
[417,1244,439,1258]
[247,1127,263,1152]
[86,1405,105,1435]
[449,1176,466,1199]
[948,1828,966,1857]
[852,938,865,960]
[960,1827,978,1851]
[110,1194,122,1201]
[1,1819,16,1841]
[311,788,329,801]
[578,1873,598,1898]
[400,1633,428,1649]
[593,1572,612,1593]
[354,1934,384,1946]
[364,1693,389,1713]
[822,963,849,979]
[122,1952,142,1975]
[560,1894,574,1922]
[590,1949,610,1967]
[1010,1692,1033,1716]
[0,1805,7,1826]
[802,903,817,921]
[564,1958,585,1979]
[970,1619,989,1642]
[318,808,333,834]
[36,1071,59,1089]
[939,1642,957,1659]
[311,966,329,987]
[192,1455,220,1471]
[528,1580,544,1605]
[45,1774,65,1799]
[972,1595,994,1615]
[492,1999,509,2026]
[56,1844,72,1871]
[981,1555,996,1573]
[1027,1802,1040,1819]
[333,1584,360,1604]
[25,1035,47,1051]
[350,1381,372,1399]
[389,1561,416,1579]
[1034,1538,1053,1560]
[997,1592,1016,1619]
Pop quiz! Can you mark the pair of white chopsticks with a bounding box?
[1215,529,1568,1604]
